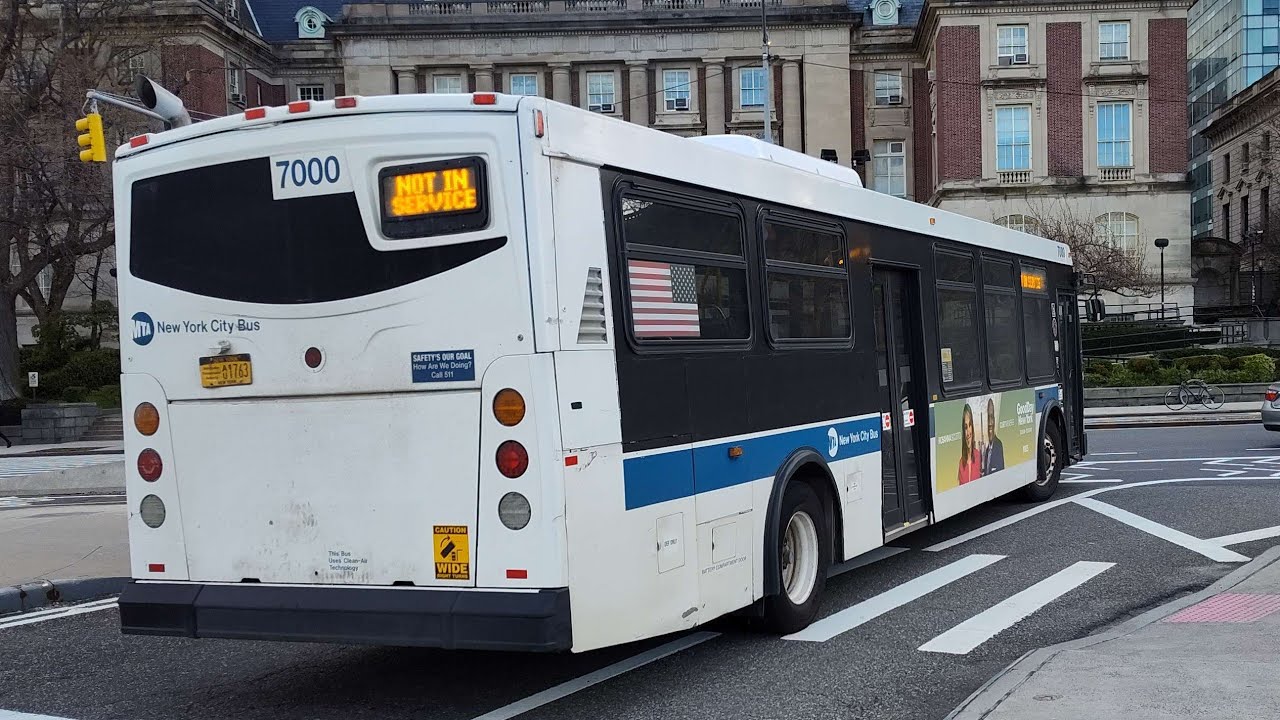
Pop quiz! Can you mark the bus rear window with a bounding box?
[130,158,503,304]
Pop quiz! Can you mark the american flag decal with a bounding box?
[628,259,701,338]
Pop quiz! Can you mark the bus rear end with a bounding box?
[115,95,570,651]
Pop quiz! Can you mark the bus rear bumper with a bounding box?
[118,581,572,652]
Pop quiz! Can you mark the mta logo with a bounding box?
[131,312,154,346]
[827,427,839,458]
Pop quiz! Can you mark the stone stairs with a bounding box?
[82,412,123,442]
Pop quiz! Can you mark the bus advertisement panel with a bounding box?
[934,389,1037,492]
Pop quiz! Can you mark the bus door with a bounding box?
[871,267,931,533]
[1056,291,1085,457]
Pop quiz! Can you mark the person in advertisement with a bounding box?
[981,398,1005,476]
[958,404,982,485]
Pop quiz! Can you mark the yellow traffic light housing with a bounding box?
[76,112,106,163]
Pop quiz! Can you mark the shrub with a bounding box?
[1128,357,1159,374]
[1156,365,1192,386]
[1174,354,1228,373]
[1236,354,1276,383]
[87,385,121,409]
[61,386,88,403]
[1084,372,1105,387]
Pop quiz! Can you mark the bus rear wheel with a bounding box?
[1021,419,1064,502]
[763,481,830,634]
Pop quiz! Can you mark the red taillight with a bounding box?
[304,346,323,369]
[137,449,162,482]
[148,563,165,573]
[129,135,149,148]
[335,96,357,109]
[1267,390,1278,402]
[473,92,497,105]
[506,569,528,579]
[496,441,529,478]
[288,100,310,113]
[244,107,267,120]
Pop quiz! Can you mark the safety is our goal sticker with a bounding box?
[433,525,470,580]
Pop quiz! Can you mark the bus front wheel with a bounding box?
[763,481,830,633]
[1021,419,1064,502]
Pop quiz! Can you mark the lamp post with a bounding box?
[1154,237,1169,318]
[1250,229,1264,309]
[760,1,773,144]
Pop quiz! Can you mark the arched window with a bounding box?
[995,214,1037,234]
[1096,212,1140,252]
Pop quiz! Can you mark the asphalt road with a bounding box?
[3,424,1279,720]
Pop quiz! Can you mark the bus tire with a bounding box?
[762,480,830,634]
[1022,418,1064,502]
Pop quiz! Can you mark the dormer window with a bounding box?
[295,6,330,39]
[869,0,900,26]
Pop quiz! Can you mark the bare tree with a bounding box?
[997,197,1157,297]
[0,0,147,399]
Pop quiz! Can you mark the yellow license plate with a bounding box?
[199,354,253,388]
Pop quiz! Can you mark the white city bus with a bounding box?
[115,91,1084,652]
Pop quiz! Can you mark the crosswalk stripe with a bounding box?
[1208,525,1280,547]
[918,561,1115,655]
[784,554,1005,643]
[1074,498,1249,563]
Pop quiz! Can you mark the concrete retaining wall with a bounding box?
[20,403,100,443]
[1085,383,1271,407]
[0,460,124,496]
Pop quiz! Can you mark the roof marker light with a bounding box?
[148,563,165,573]
[534,109,545,138]
[335,96,357,109]
[473,93,497,106]
[244,107,267,120]
[129,135,149,148]
[288,101,311,114]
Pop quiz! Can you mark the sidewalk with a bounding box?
[1085,401,1260,428]
[949,545,1280,720]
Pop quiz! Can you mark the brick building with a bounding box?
[58,0,1194,337]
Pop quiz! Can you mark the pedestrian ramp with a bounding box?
[786,554,1115,655]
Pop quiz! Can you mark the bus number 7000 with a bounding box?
[276,156,341,189]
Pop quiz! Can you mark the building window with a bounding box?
[1096,212,1140,253]
[1223,203,1231,240]
[226,0,239,20]
[996,105,1032,171]
[995,214,1038,234]
[740,67,766,107]
[1264,186,1271,231]
[997,26,1029,64]
[1224,151,1231,181]
[1245,141,1252,168]
[1265,132,1272,153]
[124,54,146,84]
[1097,101,1133,167]
[1243,195,1251,236]
[587,72,616,112]
[662,69,692,111]
[873,140,907,198]
[433,75,463,94]
[874,71,903,105]
[1099,21,1130,60]
[510,73,539,96]
[763,219,850,341]
[227,64,243,102]
[9,250,51,297]
[297,85,325,101]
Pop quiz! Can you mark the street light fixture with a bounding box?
[1154,237,1169,318]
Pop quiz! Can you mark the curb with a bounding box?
[945,544,1280,720]
[1086,415,1260,429]
[0,576,128,616]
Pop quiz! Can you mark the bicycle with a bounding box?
[1163,378,1225,411]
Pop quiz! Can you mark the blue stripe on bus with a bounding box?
[623,415,881,510]
[1035,385,1060,413]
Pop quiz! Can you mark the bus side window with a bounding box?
[618,194,750,343]
[935,248,982,391]
[761,217,851,343]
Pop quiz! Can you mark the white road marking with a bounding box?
[0,710,77,720]
[470,631,718,720]
[1077,456,1280,465]
[1073,498,1250,563]
[925,475,1280,552]
[784,554,1005,643]
[918,561,1115,655]
[0,597,117,630]
[1208,525,1280,547]
[1088,452,1138,456]
[829,545,908,578]
[1060,478,1123,484]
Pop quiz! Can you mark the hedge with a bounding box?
[1086,353,1277,387]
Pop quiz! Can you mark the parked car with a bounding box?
[1264,384,1280,431]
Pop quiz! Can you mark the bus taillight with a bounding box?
[138,449,163,482]
[134,402,159,436]
[493,388,526,426]
[496,440,529,478]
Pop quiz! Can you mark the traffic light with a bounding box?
[76,112,106,163]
